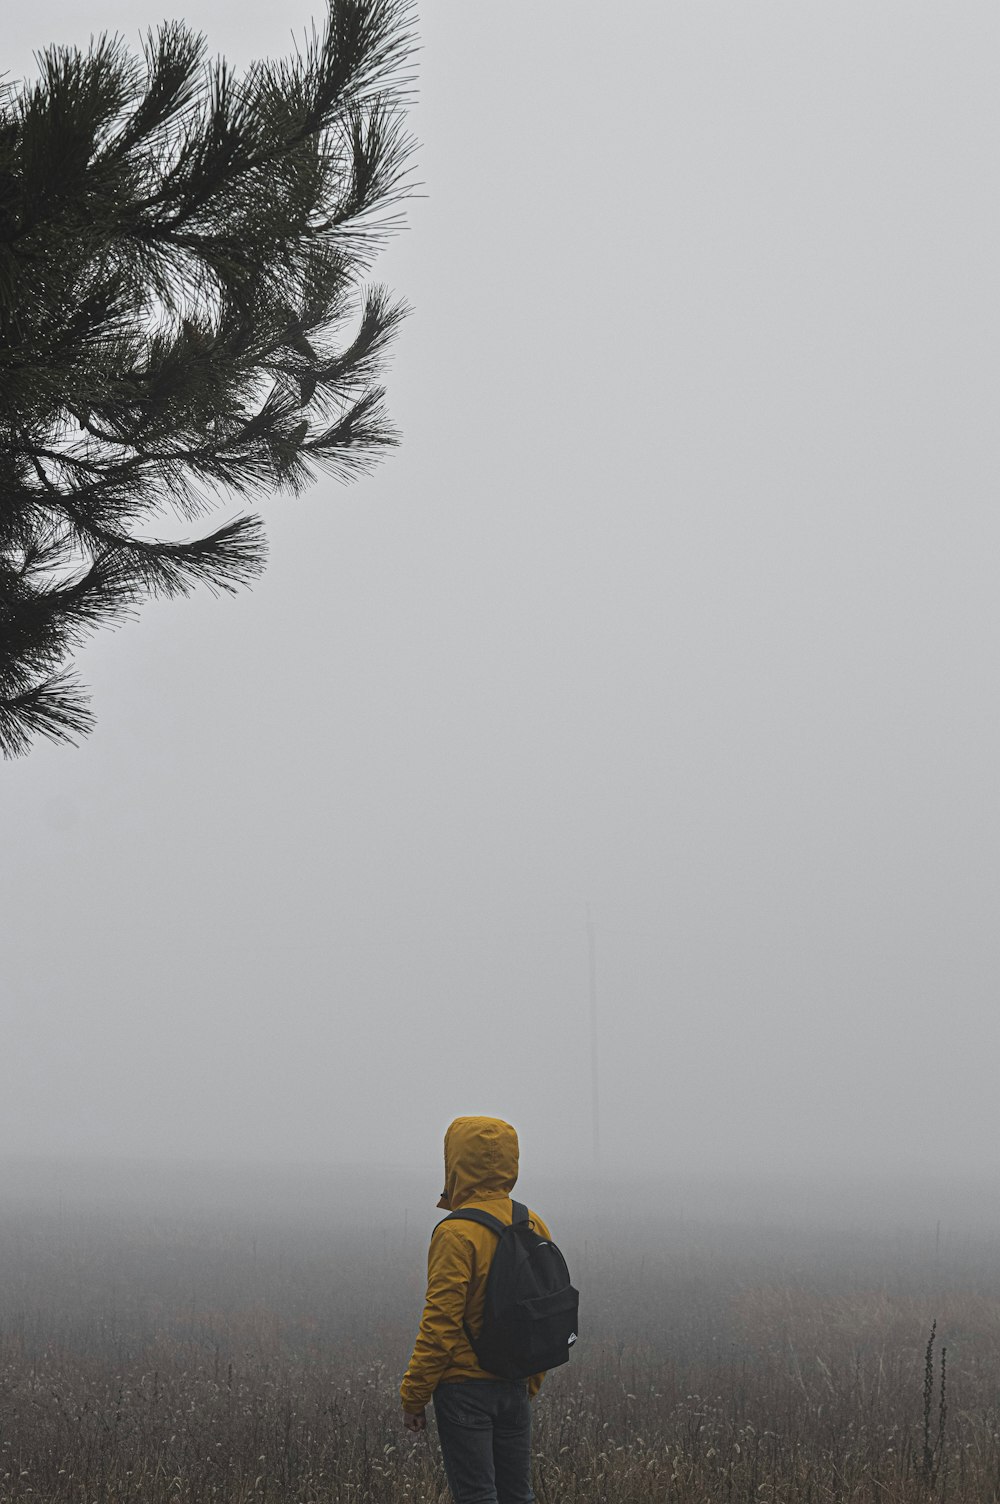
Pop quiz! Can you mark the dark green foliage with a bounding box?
[0,0,414,756]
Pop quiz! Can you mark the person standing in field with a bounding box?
[400,1116,556,1504]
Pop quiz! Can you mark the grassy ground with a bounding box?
[0,1173,998,1502]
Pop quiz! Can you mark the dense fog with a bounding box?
[3,1,998,1185]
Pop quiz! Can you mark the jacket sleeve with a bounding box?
[526,1209,553,1401]
[400,1226,474,1411]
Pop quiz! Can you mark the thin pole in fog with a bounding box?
[586,908,600,1166]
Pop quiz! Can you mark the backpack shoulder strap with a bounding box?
[435,1207,506,1237]
[511,1200,529,1225]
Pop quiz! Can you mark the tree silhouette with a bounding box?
[0,0,414,756]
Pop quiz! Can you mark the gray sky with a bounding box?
[2,1,998,1180]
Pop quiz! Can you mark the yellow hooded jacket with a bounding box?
[400,1116,551,1413]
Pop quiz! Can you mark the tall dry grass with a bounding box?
[0,1193,998,1501]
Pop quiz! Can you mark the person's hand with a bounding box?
[403,1408,426,1433]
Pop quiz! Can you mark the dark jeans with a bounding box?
[432,1379,535,1504]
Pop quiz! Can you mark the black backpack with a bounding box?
[439,1200,579,1381]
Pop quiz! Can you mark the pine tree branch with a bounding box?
[0,670,94,757]
[70,512,268,599]
[1,0,415,756]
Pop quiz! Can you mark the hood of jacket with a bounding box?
[437,1116,519,1210]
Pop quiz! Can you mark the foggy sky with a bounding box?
[2,1,998,1181]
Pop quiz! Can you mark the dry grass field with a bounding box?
[0,1165,998,1503]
